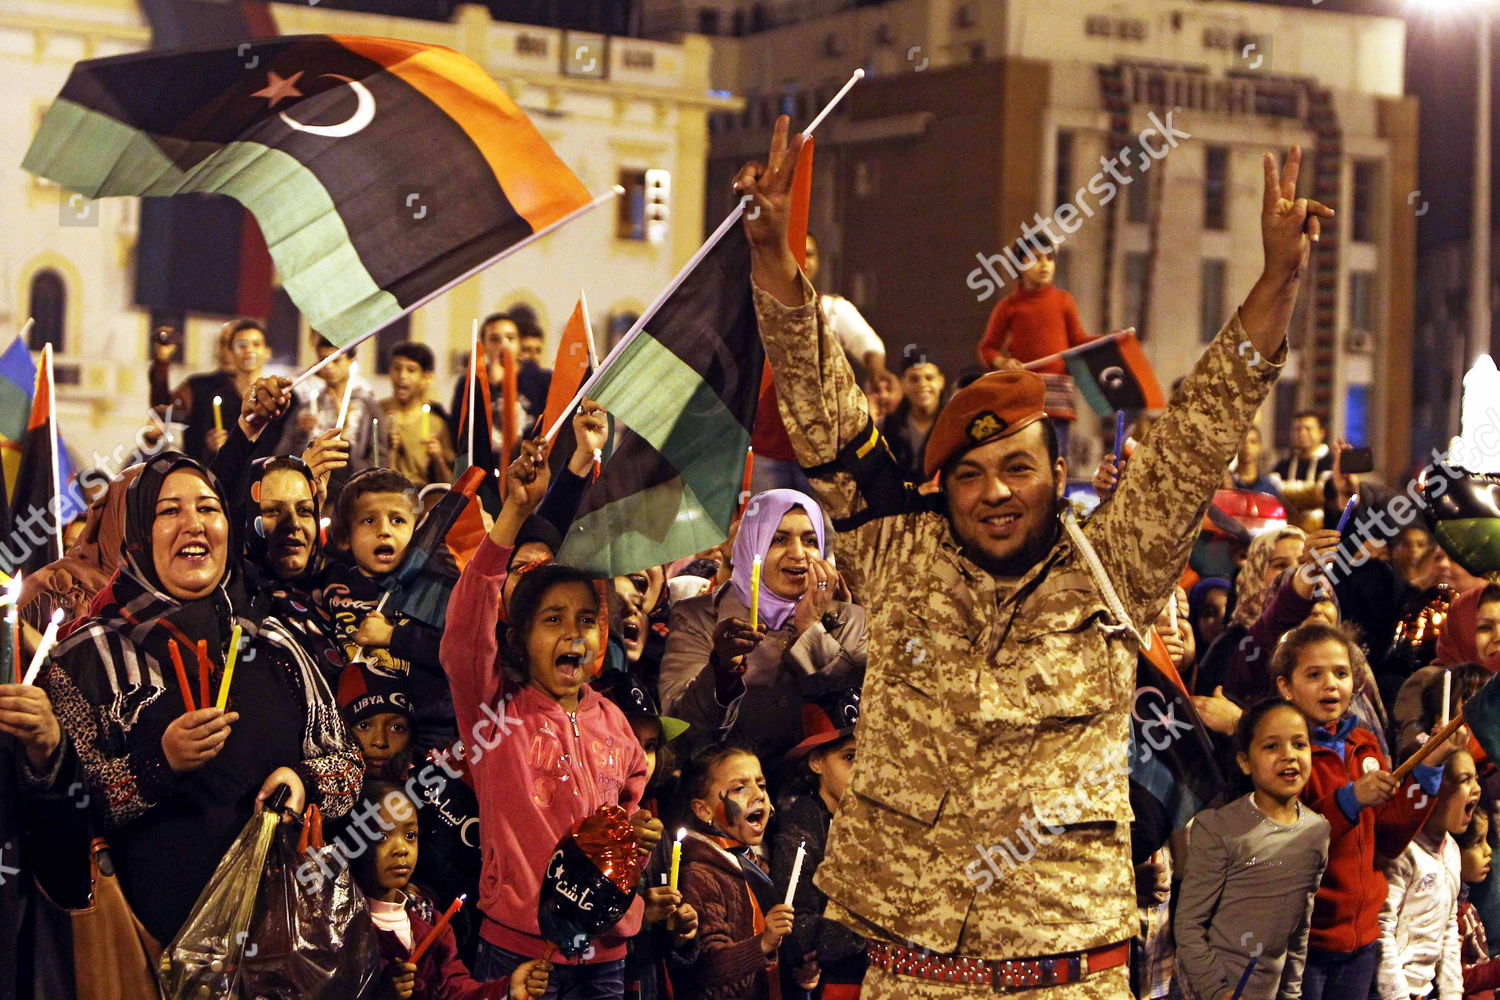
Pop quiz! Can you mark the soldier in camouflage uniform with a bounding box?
[731,118,1332,998]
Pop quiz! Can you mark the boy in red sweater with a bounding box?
[1272,621,1465,1000]
[975,236,1091,456]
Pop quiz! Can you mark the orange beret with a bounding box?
[922,370,1048,478]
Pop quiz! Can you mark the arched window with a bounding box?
[27,270,65,352]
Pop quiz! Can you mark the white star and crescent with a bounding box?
[251,70,376,138]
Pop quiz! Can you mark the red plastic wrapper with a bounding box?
[572,805,642,894]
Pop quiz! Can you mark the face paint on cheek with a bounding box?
[717,793,743,830]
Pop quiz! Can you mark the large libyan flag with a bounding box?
[556,231,763,577]
[22,36,590,345]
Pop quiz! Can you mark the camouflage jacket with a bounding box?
[752,275,1283,958]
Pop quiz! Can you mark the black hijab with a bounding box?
[52,452,252,714]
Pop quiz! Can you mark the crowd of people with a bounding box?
[0,123,1497,1000]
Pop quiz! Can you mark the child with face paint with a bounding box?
[670,744,819,1000]
[441,442,653,995]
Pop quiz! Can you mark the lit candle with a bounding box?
[748,555,762,631]
[370,416,379,461]
[1441,668,1452,728]
[217,624,243,711]
[783,839,806,908]
[669,828,685,891]
[21,608,65,686]
[592,447,602,481]
[336,361,359,431]
[409,894,466,965]
[1335,493,1359,535]
[212,395,224,431]
[421,403,431,441]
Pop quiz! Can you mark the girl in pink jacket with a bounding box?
[441,440,654,997]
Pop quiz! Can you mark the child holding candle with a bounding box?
[773,689,866,997]
[671,742,819,1000]
[1270,622,1467,1000]
[1375,749,1480,1000]
[381,343,455,488]
[1174,699,1331,1000]
[440,441,654,994]
[276,333,381,496]
[349,780,552,1000]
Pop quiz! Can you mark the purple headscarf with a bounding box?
[731,489,827,631]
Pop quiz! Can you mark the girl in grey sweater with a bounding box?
[1175,699,1331,999]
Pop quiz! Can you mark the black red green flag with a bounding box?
[380,466,489,628]
[1129,640,1226,864]
[22,35,591,346]
[1061,330,1167,417]
[555,229,763,577]
[9,346,69,575]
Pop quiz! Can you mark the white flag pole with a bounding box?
[291,186,623,390]
[581,288,599,371]
[540,69,865,444]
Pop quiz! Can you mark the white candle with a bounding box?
[336,361,358,430]
[22,608,65,686]
[1442,669,1453,727]
[783,839,806,908]
[1167,593,1178,634]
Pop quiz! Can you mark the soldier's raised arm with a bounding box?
[1087,147,1333,630]
[735,116,924,595]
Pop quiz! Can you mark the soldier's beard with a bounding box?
[953,498,1064,580]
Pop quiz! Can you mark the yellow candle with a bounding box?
[669,828,685,891]
[748,556,762,631]
[216,624,243,711]
[422,402,432,441]
[212,395,224,431]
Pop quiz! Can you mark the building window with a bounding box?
[1204,145,1229,231]
[697,8,720,34]
[1352,160,1379,244]
[1054,131,1074,213]
[374,315,412,376]
[267,286,301,366]
[1123,252,1150,339]
[616,168,670,243]
[618,169,648,241]
[1200,259,1227,343]
[1126,167,1150,223]
[1348,270,1377,333]
[27,270,65,352]
[1345,383,1370,446]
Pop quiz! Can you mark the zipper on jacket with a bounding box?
[566,708,600,806]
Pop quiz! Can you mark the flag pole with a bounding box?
[541,69,865,444]
[42,345,63,559]
[1020,329,1131,372]
[580,288,599,371]
[467,319,478,469]
[291,186,624,389]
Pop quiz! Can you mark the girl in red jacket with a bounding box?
[440,441,657,997]
[1272,621,1466,1000]
[352,780,551,1000]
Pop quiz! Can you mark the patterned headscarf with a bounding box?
[731,489,827,632]
[1230,526,1306,630]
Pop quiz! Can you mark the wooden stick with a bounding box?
[1021,329,1131,372]
[1391,707,1466,784]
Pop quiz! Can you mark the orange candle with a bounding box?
[409,894,465,965]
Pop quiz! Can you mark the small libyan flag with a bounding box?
[1062,330,1166,417]
[22,35,591,346]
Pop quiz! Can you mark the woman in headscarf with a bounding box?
[657,489,867,785]
[38,452,362,943]
[1193,525,1305,698]
[17,464,141,629]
